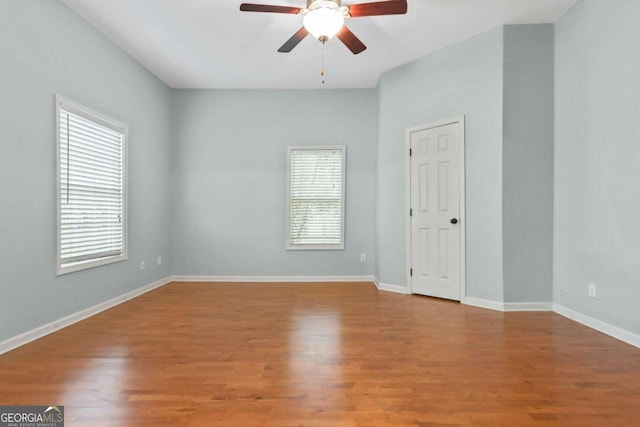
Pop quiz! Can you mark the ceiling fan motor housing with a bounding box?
[303,0,349,17]
[306,0,342,9]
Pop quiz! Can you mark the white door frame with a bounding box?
[405,116,466,302]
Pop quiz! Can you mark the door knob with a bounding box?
[450,218,458,224]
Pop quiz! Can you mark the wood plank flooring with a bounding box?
[0,282,639,426]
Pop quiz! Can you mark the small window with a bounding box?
[56,96,128,275]
[287,146,345,250]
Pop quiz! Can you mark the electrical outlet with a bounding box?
[139,260,145,271]
[588,283,597,298]
[360,253,366,262]
[157,256,162,266]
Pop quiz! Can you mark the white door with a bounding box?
[409,121,463,301]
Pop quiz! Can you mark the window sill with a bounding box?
[57,253,128,276]
[287,244,345,251]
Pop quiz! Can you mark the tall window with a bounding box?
[287,146,345,250]
[56,96,127,275]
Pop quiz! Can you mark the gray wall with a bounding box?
[502,25,555,303]
[170,90,378,276]
[0,1,173,342]
[376,29,505,301]
[554,0,640,333]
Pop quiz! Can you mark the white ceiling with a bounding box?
[61,0,578,89]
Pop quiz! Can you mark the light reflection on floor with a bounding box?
[288,311,344,411]
[61,346,130,423]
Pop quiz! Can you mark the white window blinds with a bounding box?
[57,97,127,274]
[288,146,345,249]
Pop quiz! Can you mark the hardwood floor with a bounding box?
[0,282,639,426]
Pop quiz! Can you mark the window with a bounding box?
[56,96,127,275]
[287,146,345,250]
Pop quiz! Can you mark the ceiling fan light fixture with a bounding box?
[303,5,345,41]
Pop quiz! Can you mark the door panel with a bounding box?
[410,122,461,301]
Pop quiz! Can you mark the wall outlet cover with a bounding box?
[588,283,597,298]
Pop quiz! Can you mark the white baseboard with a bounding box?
[553,304,640,349]
[504,302,553,312]
[464,298,553,313]
[463,297,504,312]
[171,275,376,283]
[0,276,173,356]
[375,281,410,294]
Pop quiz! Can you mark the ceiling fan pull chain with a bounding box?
[321,39,326,85]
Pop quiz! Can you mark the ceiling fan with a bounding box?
[239,0,408,55]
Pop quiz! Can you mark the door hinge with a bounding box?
[410,208,413,217]
[410,268,413,277]
[409,148,412,156]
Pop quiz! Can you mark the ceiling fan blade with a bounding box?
[240,3,301,14]
[336,26,367,55]
[348,0,407,17]
[278,27,309,53]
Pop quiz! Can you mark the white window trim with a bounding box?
[286,145,346,251]
[55,95,129,275]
